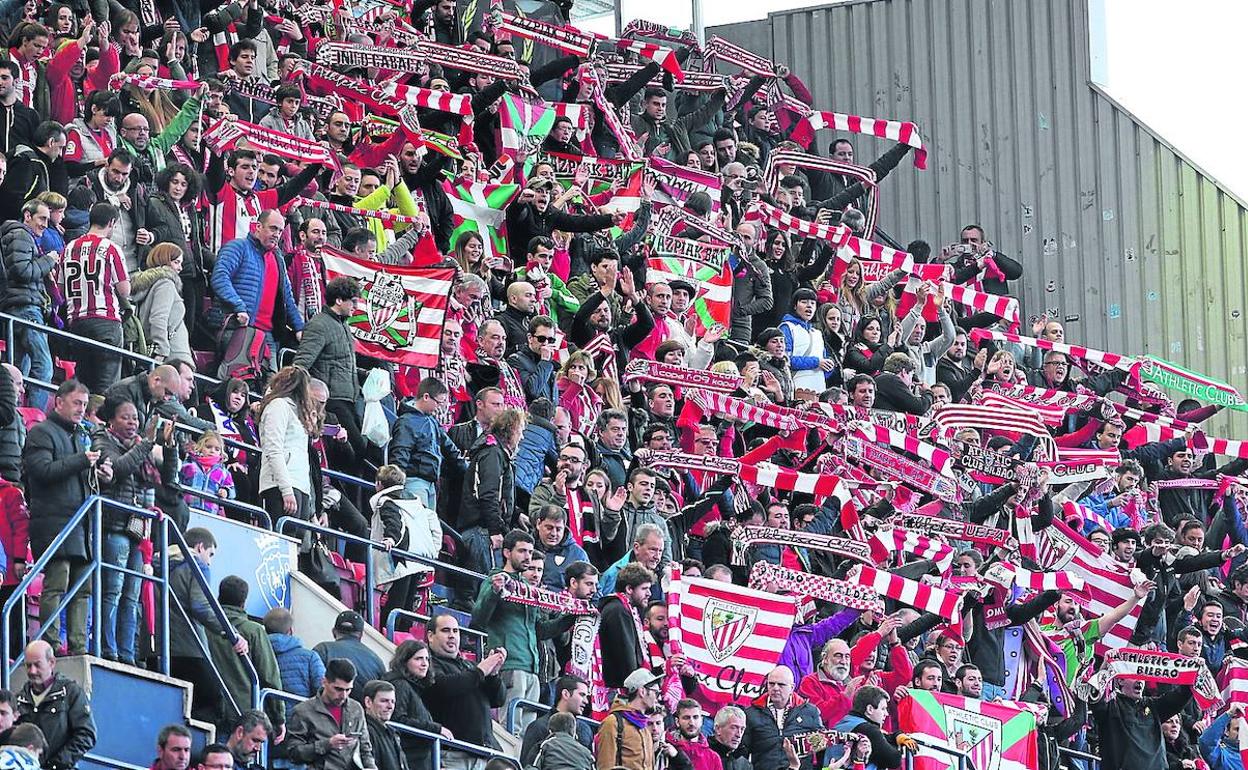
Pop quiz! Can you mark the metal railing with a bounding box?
[0,494,259,718]
[177,483,273,529]
[385,608,486,657]
[260,688,521,769]
[903,736,975,770]
[276,517,487,628]
[504,698,602,735]
[83,754,153,770]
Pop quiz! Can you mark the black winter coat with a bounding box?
[505,203,613,268]
[0,145,68,224]
[380,670,443,770]
[459,433,515,535]
[22,412,94,560]
[872,371,933,415]
[146,191,210,285]
[420,653,505,749]
[1091,687,1192,770]
[292,308,360,402]
[15,673,97,770]
[0,369,19,483]
[598,594,645,689]
[742,698,824,770]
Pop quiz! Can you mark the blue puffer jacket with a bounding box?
[268,632,325,715]
[513,416,558,494]
[211,234,305,332]
[0,220,54,314]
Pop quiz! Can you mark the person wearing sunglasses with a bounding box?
[508,315,558,404]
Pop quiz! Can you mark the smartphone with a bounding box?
[322,424,343,438]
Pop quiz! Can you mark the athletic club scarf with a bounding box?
[202,117,341,174]
[893,513,1018,550]
[847,564,964,625]
[653,204,746,252]
[603,62,728,93]
[788,730,872,764]
[620,19,702,56]
[969,329,1139,374]
[841,433,962,504]
[646,156,722,212]
[1140,356,1248,412]
[992,382,1104,412]
[566,613,608,716]
[978,390,1067,427]
[943,283,1020,331]
[704,35,776,76]
[848,421,953,475]
[982,561,1085,593]
[790,111,928,169]
[638,449,850,498]
[686,390,800,432]
[290,196,426,226]
[577,60,641,160]
[621,359,742,392]
[750,562,883,612]
[1075,648,1221,709]
[578,332,618,383]
[933,403,1054,449]
[1039,448,1121,485]
[729,525,873,566]
[499,577,598,615]
[110,73,200,91]
[743,200,853,248]
[565,487,597,546]
[869,527,956,571]
[497,12,601,56]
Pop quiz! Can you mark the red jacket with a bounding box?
[669,730,723,770]
[0,481,29,587]
[797,671,850,727]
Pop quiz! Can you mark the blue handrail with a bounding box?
[276,516,486,628]
[177,483,273,528]
[504,697,602,735]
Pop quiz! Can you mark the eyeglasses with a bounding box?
[557,455,583,463]
[532,334,555,344]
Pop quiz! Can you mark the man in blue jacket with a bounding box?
[211,209,305,374]
[388,377,467,508]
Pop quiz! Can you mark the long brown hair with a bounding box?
[257,366,318,435]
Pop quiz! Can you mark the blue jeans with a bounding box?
[13,307,50,409]
[403,477,436,508]
[101,532,143,661]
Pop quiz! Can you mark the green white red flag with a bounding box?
[442,180,521,264]
[646,255,732,331]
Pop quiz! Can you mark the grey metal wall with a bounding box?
[710,0,1248,435]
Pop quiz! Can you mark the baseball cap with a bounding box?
[622,668,662,692]
[334,610,365,635]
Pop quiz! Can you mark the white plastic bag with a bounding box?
[360,368,392,447]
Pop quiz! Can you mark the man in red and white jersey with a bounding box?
[209,148,320,254]
[56,202,130,395]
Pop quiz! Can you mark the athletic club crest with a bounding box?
[703,598,758,663]
[946,706,1002,770]
[352,270,422,351]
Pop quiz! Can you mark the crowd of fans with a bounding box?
[0,2,1240,770]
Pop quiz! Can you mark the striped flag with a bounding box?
[1036,517,1140,651]
[442,181,520,263]
[848,421,953,475]
[320,251,454,369]
[497,93,591,168]
[943,283,1020,331]
[932,403,1053,449]
[898,690,1039,770]
[982,561,1086,593]
[978,390,1068,427]
[647,156,722,213]
[676,575,796,704]
[646,255,732,330]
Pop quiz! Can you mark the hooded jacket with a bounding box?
[459,432,514,535]
[268,632,325,716]
[742,692,824,770]
[131,266,191,361]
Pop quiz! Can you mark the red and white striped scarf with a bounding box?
[743,200,853,248]
[992,382,1103,412]
[578,332,618,383]
[969,329,1138,373]
[578,62,642,161]
[687,390,799,433]
[977,390,1067,426]
[620,20,702,56]
[290,196,426,226]
[316,40,530,85]
[750,562,883,612]
[892,512,1018,550]
[704,35,776,76]
[943,283,1020,331]
[614,39,684,80]
[499,577,598,615]
[848,421,953,475]
[790,111,928,169]
[497,11,602,55]
[110,72,200,91]
[728,524,874,566]
[868,527,956,571]
[848,565,964,625]
[933,403,1053,446]
[638,449,850,498]
[982,561,1085,593]
[202,117,341,174]
[566,487,597,545]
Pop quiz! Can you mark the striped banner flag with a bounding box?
[849,565,963,624]
[676,575,796,704]
[646,256,732,330]
[647,156,722,213]
[1036,517,1140,651]
[933,403,1053,445]
[898,690,1038,770]
[442,181,521,263]
[848,421,953,476]
[978,390,1068,427]
[320,251,454,369]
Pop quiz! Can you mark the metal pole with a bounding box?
[92,499,103,657]
[613,0,622,37]
[159,518,170,676]
[690,0,703,44]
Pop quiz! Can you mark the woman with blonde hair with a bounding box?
[257,366,319,524]
[835,258,906,335]
[557,350,601,435]
[130,243,191,363]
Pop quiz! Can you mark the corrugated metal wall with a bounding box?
[710,0,1248,435]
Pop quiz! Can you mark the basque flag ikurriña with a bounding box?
[898,689,1039,770]
[676,575,796,705]
[321,250,454,370]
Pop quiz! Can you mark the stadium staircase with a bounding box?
[0,312,527,768]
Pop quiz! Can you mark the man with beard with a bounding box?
[1044,580,1154,685]
[288,218,329,322]
[397,141,453,253]
[669,699,720,770]
[598,563,656,689]
[284,659,376,770]
[936,329,983,403]
[570,265,655,382]
[798,640,855,726]
[0,61,37,157]
[208,149,321,253]
[541,116,582,156]
[69,148,155,272]
[413,0,462,45]
[420,612,507,766]
[467,319,527,410]
[954,664,983,699]
[530,442,625,562]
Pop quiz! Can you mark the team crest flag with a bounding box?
[676,575,796,705]
[897,689,1039,770]
[646,256,732,330]
[443,181,521,264]
[321,250,454,369]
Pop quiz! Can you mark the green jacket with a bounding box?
[471,569,539,674]
[208,603,286,727]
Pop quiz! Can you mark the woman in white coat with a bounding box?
[370,464,442,631]
[257,366,319,525]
